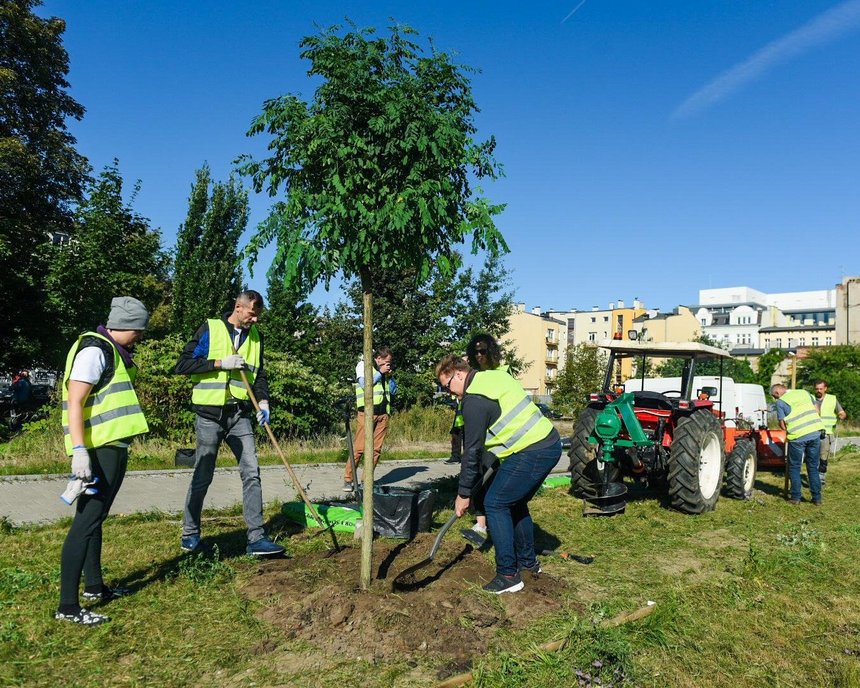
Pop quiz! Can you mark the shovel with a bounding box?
[393,465,496,588]
[234,361,340,553]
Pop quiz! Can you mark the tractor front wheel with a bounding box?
[668,410,725,514]
[724,437,756,499]
[569,406,619,499]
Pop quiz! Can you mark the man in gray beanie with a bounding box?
[55,296,151,626]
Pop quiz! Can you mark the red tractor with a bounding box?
[568,341,783,514]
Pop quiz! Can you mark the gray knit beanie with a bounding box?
[106,296,150,330]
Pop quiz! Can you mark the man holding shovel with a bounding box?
[436,354,561,594]
[175,290,284,556]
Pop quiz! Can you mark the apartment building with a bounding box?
[506,304,568,397]
[547,300,647,380]
[835,276,860,345]
[628,306,700,344]
[692,286,837,353]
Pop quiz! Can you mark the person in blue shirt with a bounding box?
[771,383,824,505]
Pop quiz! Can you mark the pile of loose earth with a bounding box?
[241,533,578,666]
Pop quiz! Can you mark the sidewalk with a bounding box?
[0,455,570,526]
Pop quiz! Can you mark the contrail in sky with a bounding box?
[561,0,588,24]
[673,0,860,120]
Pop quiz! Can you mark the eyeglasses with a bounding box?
[474,348,488,355]
[440,375,453,393]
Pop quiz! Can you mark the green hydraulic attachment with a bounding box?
[588,392,655,465]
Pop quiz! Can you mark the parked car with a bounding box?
[536,402,562,420]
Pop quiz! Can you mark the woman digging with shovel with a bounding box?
[435,354,562,594]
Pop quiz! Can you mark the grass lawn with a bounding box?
[2,449,859,687]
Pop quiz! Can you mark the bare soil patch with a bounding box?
[241,533,579,671]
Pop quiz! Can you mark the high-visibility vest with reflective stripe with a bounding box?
[818,394,839,434]
[355,372,390,414]
[62,332,149,455]
[466,370,555,459]
[781,389,825,441]
[191,319,261,405]
[453,396,464,428]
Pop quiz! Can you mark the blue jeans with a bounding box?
[787,436,821,502]
[182,411,265,543]
[484,439,561,576]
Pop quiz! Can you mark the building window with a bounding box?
[588,332,597,342]
[798,338,805,346]
[603,316,609,323]
[591,317,596,323]
[811,337,819,347]
[826,337,832,346]
[775,339,782,348]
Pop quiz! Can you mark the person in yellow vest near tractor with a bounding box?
[55,297,150,626]
[175,290,284,557]
[436,354,561,594]
[343,346,396,491]
[460,333,512,545]
[814,379,847,486]
[771,383,825,506]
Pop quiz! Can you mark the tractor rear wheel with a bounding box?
[724,437,756,499]
[668,410,725,513]
[569,406,619,498]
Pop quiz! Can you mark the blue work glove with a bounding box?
[256,401,270,426]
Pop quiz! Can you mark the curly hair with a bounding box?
[466,333,502,371]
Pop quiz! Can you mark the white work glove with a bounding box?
[220,354,246,370]
[256,401,270,426]
[71,446,92,480]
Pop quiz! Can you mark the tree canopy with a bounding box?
[798,345,860,420]
[170,165,248,336]
[44,161,169,363]
[1,0,89,368]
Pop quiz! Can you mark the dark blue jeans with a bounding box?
[787,436,821,502]
[484,439,561,576]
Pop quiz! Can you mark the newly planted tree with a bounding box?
[240,22,506,588]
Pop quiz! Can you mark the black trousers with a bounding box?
[59,445,128,607]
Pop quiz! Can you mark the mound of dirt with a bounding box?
[241,533,575,667]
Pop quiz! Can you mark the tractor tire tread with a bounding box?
[667,410,725,514]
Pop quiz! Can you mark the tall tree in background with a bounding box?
[553,344,608,419]
[797,345,860,419]
[261,268,319,359]
[239,23,506,588]
[170,165,248,336]
[45,161,169,363]
[452,253,524,373]
[1,0,89,368]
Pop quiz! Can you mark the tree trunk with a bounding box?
[360,269,375,590]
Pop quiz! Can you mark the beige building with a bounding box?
[505,304,568,397]
[628,306,700,344]
[558,300,648,380]
[835,276,860,345]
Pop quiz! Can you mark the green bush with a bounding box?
[385,405,451,443]
[263,351,341,437]
[133,335,197,442]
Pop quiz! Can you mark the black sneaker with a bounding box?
[343,481,354,492]
[519,561,542,575]
[82,586,130,602]
[444,456,460,464]
[54,608,109,626]
[482,573,524,594]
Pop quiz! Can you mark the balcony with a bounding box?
[545,337,558,346]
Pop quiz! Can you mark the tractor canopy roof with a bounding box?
[599,341,733,359]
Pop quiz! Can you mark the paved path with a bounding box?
[0,455,570,526]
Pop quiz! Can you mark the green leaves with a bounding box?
[239,22,507,295]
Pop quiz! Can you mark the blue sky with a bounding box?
[41,0,860,312]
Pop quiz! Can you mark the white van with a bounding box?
[623,376,767,427]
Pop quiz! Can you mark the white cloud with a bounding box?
[673,0,860,120]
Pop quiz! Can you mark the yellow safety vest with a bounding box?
[466,370,555,458]
[355,371,391,415]
[453,396,464,428]
[191,319,261,406]
[818,394,838,434]
[781,389,825,441]
[62,332,149,454]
